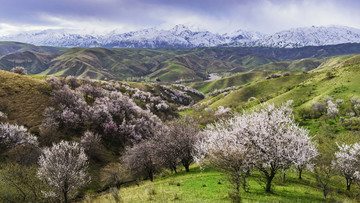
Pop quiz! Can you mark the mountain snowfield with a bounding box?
[1,25,360,48]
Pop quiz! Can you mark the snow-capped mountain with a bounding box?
[0,29,101,47]
[250,26,360,48]
[1,25,360,48]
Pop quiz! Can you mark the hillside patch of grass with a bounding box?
[89,165,355,202]
[0,70,50,133]
[189,71,274,94]
[210,73,313,108]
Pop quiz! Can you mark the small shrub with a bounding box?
[283,72,291,76]
[266,74,282,79]
[326,72,336,79]
[10,66,27,75]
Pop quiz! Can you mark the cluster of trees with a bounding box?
[121,82,170,112]
[42,76,164,148]
[0,76,207,202]
[123,116,199,181]
[193,101,360,200]
[0,116,90,202]
[298,95,343,120]
[265,72,290,80]
[173,84,205,99]
[208,86,242,97]
[194,103,318,199]
[159,85,192,105]
[299,95,360,131]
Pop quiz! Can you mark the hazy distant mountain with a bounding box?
[249,26,360,48]
[1,25,360,48]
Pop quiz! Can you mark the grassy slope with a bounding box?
[0,51,58,74]
[252,58,324,72]
[148,62,202,82]
[90,54,360,203]
[0,41,67,55]
[189,71,275,94]
[260,55,360,109]
[313,55,360,72]
[231,54,277,68]
[189,55,360,109]
[0,70,50,132]
[207,73,314,108]
[90,166,352,202]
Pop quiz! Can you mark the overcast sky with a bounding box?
[0,0,359,35]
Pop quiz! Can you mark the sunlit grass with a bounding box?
[88,165,357,203]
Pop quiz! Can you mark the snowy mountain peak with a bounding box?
[254,25,360,48]
[1,25,360,48]
[171,24,192,34]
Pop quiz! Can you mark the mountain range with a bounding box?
[2,42,360,82]
[1,25,360,48]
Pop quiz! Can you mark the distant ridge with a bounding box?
[1,25,360,48]
[2,43,360,81]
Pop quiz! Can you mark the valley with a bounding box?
[2,41,360,202]
[1,42,360,82]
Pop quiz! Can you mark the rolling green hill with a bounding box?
[0,51,59,74]
[189,71,275,94]
[251,58,324,72]
[0,41,67,55]
[1,43,360,82]
[195,54,360,112]
[0,70,51,133]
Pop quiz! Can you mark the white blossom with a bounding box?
[195,103,316,192]
[37,141,89,202]
[0,123,38,149]
[214,106,231,116]
[333,142,360,190]
[208,86,241,97]
[327,100,338,118]
[173,84,205,98]
[0,111,7,119]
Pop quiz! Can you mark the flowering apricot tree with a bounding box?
[195,103,317,193]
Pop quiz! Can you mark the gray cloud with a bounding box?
[0,0,359,35]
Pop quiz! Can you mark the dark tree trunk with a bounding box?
[182,154,193,172]
[282,169,286,183]
[236,182,240,193]
[242,175,249,192]
[298,167,303,179]
[182,159,191,172]
[346,178,352,191]
[63,180,69,203]
[265,169,276,193]
[148,169,154,182]
[63,191,68,203]
[323,187,328,200]
[184,164,190,172]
